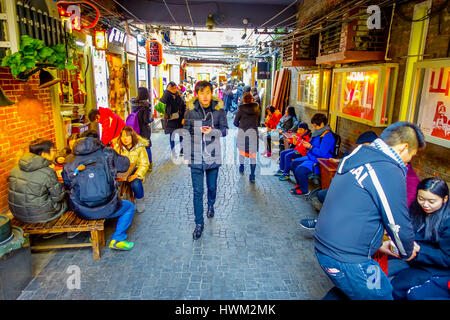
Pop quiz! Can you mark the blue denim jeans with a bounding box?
[145,146,152,163]
[108,200,135,242]
[294,166,311,193]
[130,178,144,199]
[190,167,219,225]
[279,149,302,174]
[170,133,184,154]
[315,250,393,300]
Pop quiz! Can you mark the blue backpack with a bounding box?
[125,108,141,135]
[68,150,115,208]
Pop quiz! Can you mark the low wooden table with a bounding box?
[317,158,341,190]
[11,211,105,260]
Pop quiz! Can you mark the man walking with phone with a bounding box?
[182,81,228,240]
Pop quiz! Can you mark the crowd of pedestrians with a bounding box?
[6,79,449,300]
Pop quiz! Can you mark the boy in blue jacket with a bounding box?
[314,121,426,299]
[290,113,335,196]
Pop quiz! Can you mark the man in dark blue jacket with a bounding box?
[182,81,228,240]
[314,122,426,299]
[62,131,135,251]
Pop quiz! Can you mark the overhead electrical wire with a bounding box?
[185,0,198,47]
[246,0,299,49]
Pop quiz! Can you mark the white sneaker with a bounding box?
[135,198,145,213]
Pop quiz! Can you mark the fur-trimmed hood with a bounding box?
[186,96,224,111]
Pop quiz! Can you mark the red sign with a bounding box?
[146,40,162,66]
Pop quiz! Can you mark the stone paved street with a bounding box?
[18,116,333,300]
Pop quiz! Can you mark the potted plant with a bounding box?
[1,35,77,81]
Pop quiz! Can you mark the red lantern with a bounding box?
[146,40,163,66]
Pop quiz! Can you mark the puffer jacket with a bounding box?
[62,137,130,220]
[183,96,228,170]
[130,98,152,143]
[234,102,261,154]
[160,89,186,135]
[8,153,67,223]
[112,135,150,181]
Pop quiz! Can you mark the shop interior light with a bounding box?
[94,30,107,50]
[75,40,85,47]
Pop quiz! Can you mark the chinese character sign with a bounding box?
[417,67,450,142]
[146,40,162,66]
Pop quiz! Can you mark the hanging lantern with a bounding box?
[94,30,107,50]
[146,40,163,66]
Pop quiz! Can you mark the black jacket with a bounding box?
[183,97,228,170]
[8,153,67,223]
[130,98,152,143]
[234,102,261,154]
[160,89,186,134]
[62,137,130,220]
[408,207,450,276]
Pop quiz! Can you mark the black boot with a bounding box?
[193,224,204,240]
[206,205,215,218]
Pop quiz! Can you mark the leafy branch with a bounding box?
[1,35,78,79]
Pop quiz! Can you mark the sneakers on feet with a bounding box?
[109,240,134,251]
[279,174,290,181]
[249,174,255,183]
[291,188,310,197]
[206,206,215,218]
[193,224,204,240]
[300,219,317,230]
[135,197,145,213]
[273,170,283,176]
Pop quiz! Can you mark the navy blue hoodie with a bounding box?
[315,143,416,263]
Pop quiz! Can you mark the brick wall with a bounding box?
[0,67,56,214]
[290,0,450,182]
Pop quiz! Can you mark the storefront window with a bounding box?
[333,71,379,121]
[408,59,450,148]
[298,73,319,107]
[297,69,330,110]
[330,64,398,127]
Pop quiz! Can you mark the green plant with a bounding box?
[1,35,77,79]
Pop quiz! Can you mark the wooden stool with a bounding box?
[11,211,105,260]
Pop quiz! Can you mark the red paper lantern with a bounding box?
[146,40,163,66]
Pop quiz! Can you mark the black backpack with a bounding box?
[66,150,115,208]
[319,131,341,158]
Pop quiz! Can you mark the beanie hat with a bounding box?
[356,131,378,144]
[298,122,309,130]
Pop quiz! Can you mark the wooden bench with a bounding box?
[11,211,105,260]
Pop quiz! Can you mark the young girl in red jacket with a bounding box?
[274,122,311,180]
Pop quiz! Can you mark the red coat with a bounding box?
[265,110,282,130]
[291,132,311,157]
[98,107,126,146]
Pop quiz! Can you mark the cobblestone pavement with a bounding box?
[18,116,333,300]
